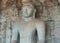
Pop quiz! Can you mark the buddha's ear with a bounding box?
[19,9,22,17]
[34,9,36,14]
[33,9,36,18]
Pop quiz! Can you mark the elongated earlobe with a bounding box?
[33,9,36,18]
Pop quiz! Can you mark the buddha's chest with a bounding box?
[20,29,35,38]
[17,22,35,38]
[17,21,35,30]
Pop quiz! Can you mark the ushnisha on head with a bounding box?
[22,0,32,4]
[21,3,36,18]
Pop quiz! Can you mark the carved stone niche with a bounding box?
[32,0,43,18]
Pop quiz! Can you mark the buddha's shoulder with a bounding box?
[34,19,45,25]
[13,18,21,25]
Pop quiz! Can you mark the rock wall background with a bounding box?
[0,0,60,43]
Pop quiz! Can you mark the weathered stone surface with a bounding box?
[0,0,60,43]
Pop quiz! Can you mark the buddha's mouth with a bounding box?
[22,14,33,18]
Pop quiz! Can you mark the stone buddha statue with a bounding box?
[11,1,45,43]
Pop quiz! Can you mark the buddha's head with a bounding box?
[21,3,36,18]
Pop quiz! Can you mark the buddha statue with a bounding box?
[11,1,45,43]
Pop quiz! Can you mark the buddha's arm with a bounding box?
[36,21,45,43]
[11,23,18,43]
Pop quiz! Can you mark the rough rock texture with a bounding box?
[0,0,60,43]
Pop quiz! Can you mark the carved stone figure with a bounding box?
[1,0,18,43]
[11,2,45,43]
[0,18,6,43]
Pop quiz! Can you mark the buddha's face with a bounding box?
[21,5,34,18]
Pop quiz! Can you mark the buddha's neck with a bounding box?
[22,16,34,22]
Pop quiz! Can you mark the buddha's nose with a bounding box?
[26,9,27,14]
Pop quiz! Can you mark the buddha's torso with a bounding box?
[15,19,37,43]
